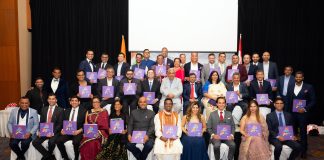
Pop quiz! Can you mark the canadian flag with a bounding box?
[238,34,242,64]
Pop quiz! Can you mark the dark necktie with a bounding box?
[279,113,284,126]
[101,63,105,69]
[71,109,76,121]
[259,81,263,92]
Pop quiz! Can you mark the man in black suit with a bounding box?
[183,73,203,114]
[25,77,48,114]
[95,52,112,72]
[161,47,174,68]
[266,97,301,160]
[32,94,64,160]
[289,71,316,158]
[56,96,87,160]
[114,53,130,77]
[79,50,96,72]
[141,69,161,113]
[242,54,258,78]
[184,52,203,81]
[251,52,261,68]
[45,67,69,109]
[259,51,279,80]
[119,69,142,115]
[97,67,120,107]
[276,66,295,112]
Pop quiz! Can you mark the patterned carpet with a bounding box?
[1,135,324,160]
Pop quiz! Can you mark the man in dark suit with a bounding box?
[242,54,258,77]
[207,97,236,160]
[114,53,130,77]
[183,73,203,114]
[266,97,301,160]
[56,96,87,160]
[119,69,142,115]
[161,47,174,68]
[32,94,64,160]
[226,72,249,113]
[276,66,295,112]
[259,51,279,80]
[141,69,161,113]
[97,67,120,107]
[25,77,48,114]
[289,71,316,158]
[251,52,262,68]
[131,53,148,80]
[184,52,203,81]
[95,52,112,72]
[45,67,69,109]
[79,50,96,72]
[225,54,248,83]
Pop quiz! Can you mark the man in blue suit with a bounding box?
[114,53,130,77]
[78,50,96,72]
[289,71,315,158]
[141,49,155,69]
[8,97,39,160]
[276,66,295,112]
[182,73,202,114]
[266,97,301,160]
[45,67,69,109]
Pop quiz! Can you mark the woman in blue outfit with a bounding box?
[181,101,208,160]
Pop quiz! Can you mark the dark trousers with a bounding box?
[282,96,290,112]
[293,112,308,154]
[126,139,154,160]
[210,139,236,160]
[32,135,59,158]
[151,102,160,114]
[122,96,138,115]
[56,134,83,160]
[270,139,302,160]
[9,137,32,158]
[226,101,248,114]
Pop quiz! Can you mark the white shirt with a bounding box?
[233,83,243,100]
[218,62,225,74]
[253,62,259,66]
[294,82,303,96]
[190,62,198,70]
[100,62,107,69]
[106,78,113,86]
[283,75,290,96]
[87,59,94,72]
[51,78,60,93]
[46,105,56,122]
[69,107,80,121]
[232,64,238,69]
[18,111,28,126]
[209,63,215,69]
[117,62,123,76]
[263,61,270,80]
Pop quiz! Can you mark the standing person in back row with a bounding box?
[259,51,279,80]
[114,53,130,77]
[161,47,174,68]
[79,50,96,73]
[25,77,48,114]
[184,52,203,82]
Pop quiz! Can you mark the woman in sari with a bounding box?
[97,100,128,160]
[80,97,109,160]
[201,71,227,120]
[173,58,185,83]
[239,100,271,160]
[181,102,208,160]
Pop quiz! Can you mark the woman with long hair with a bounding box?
[180,102,208,160]
[239,100,271,160]
[201,71,227,120]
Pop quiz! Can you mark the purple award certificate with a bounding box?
[39,123,54,137]
[187,122,202,137]
[226,91,238,103]
[84,124,98,138]
[12,125,26,139]
[102,86,114,98]
[162,125,177,139]
[227,69,239,81]
[293,99,306,112]
[190,70,201,81]
[279,126,294,140]
[134,68,145,79]
[115,75,124,81]
[63,121,77,135]
[210,67,222,76]
[247,124,262,136]
[247,75,254,81]
[155,66,166,76]
[267,79,277,87]
[79,86,91,98]
[86,72,98,83]
[110,118,124,134]
[143,92,155,104]
[217,125,231,140]
[97,68,107,79]
[256,94,270,105]
[131,131,146,143]
[123,83,136,95]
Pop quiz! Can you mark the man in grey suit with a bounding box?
[201,53,219,85]
[8,97,39,160]
[207,97,236,160]
[216,52,227,84]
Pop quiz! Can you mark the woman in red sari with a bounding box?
[80,96,109,160]
[174,58,185,83]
